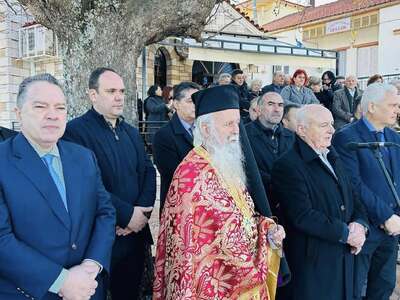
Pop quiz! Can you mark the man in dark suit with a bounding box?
[63,68,156,300]
[0,73,115,299]
[0,126,17,141]
[332,75,363,129]
[272,104,368,300]
[231,69,250,119]
[152,82,200,211]
[246,92,294,217]
[333,83,400,300]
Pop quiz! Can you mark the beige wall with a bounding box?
[303,26,378,50]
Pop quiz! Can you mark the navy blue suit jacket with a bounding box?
[0,134,116,300]
[333,119,400,227]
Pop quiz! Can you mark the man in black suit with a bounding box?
[271,104,368,300]
[0,126,17,142]
[63,67,156,300]
[246,92,294,217]
[153,82,201,211]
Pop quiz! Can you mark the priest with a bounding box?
[153,85,285,299]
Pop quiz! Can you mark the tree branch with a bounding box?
[3,0,18,14]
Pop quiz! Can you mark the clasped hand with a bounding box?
[116,206,153,236]
[347,222,366,255]
[58,261,100,300]
[267,224,286,248]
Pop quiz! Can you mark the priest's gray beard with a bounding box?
[206,129,247,187]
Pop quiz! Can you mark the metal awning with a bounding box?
[184,34,337,69]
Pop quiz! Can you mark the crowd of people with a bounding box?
[0,67,400,300]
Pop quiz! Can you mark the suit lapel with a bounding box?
[355,119,376,143]
[342,89,351,112]
[11,135,71,230]
[171,114,193,146]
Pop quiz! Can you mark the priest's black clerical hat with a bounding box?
[192,85,240,118]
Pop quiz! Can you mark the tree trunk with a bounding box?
[17,0,218,122]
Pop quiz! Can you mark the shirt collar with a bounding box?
[26,137,60,158]
[314,148,330,158]
[256,120,279,134]
[361,116,378,132]
[178,116,193,132]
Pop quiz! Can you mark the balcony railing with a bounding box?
[18,24,59,59]
[358,73,400,90]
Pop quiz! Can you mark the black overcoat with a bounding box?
[271,136,368,300]
[153,113,194,211]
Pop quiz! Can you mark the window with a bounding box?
[361,16,369,27]
[352,18,361,29]
[370,14,378,25]
[303,30,310,40]
[357,45,378,77]
[310,28,316,38]
[337,50,346,76]
[273,65,290,75]
[316,27,323,37]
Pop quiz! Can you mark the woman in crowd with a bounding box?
[367,74,384,86]
[248,79,262,100]
[308,76,324,104]
[320,70,341,111]
[144,84,172,145]
[281,69,319,105]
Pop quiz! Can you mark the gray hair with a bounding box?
[218,73,231,82]
[273,71,284,79]
[258,92,282,107]
[390,80,400,94]
[250,79,262,89]
[193,114,214,147]
[296,104,324,128]
[17,73,62,108]
[308,76,321,86]
[360,82,398,114]
[250,96,260,107]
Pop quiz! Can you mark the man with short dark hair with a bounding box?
[0,73,115,299]
[152,81,201,211]
[231,69,250,119]
[282,103,301,132]
[246,92,294,217]
[261,71,285,94]
[63,67,156,300]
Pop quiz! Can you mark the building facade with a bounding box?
[0,0,336,128]
[260,0,400,86]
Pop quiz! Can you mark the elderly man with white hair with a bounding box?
[332,75,363,129]
[333,82,400,300]
[271,104,368,300]
[153,85,285,300]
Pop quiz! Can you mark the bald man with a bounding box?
[271,105,368,300]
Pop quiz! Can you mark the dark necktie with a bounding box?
[375,131,391,173]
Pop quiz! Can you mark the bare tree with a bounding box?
[15,0,218,120]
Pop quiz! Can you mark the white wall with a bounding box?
[378,4,400,75]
